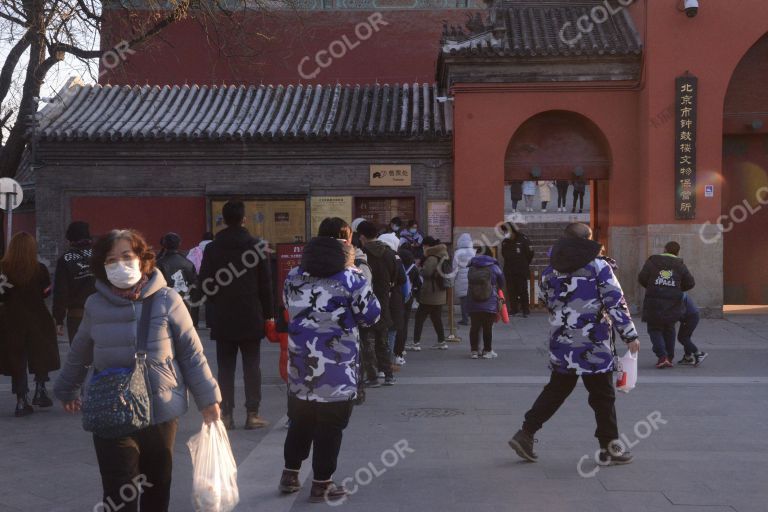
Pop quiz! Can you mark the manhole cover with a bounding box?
[401,408,464,418]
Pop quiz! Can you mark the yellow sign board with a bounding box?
[310,196,353,236]
[370,164,412,186]
[211,200,306,245]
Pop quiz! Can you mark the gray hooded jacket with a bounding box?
[54,271,221,425]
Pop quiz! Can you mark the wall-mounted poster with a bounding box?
[370,164,412,186]
[310,196,353,235]
[354,197,416,231]
[427,200,452,243]
[211,199,306,245]
[277,243,305,306]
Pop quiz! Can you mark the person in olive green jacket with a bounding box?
[411,237,450,350]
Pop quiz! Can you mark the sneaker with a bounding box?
[508,429,538,462]
[481,350,498,359]
[597,441,634,466]
[383,376,396,386]
[655,357,673,369]
[32,383,53,408]
[405,342,422,352]
[394,356,406,366]
[14,396,34,418]
[309,480,349,504]
[278,469,301,494]
[430,342,448,350]
[693,351,708,367]
[470,351,479,359]
[541,209,547,213]
[377,371,385,379]
[364,378,381,388]
[677,354,696,366]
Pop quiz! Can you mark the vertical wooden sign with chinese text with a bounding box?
[675,75,697,219]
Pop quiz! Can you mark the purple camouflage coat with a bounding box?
[540,237,638,375]
[284,237,381,402]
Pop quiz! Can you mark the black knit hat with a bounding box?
[160,232,181,250]
[65,221,91,242]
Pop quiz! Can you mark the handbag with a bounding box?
[82,293,156,438]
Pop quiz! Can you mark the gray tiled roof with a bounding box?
[34,79,452,142]
[441,1,642,57]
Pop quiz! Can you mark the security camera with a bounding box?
[684,0,699,17]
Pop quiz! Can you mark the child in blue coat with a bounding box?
[466,246,505,359]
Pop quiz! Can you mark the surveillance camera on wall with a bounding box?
[684,0,699,17]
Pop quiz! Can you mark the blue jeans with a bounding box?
[459,296,469,323]
[677,294,700,355]
[648,323,676,359]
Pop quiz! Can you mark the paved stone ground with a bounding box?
[1,312,767,512]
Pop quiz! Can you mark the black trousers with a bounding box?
[506,273,530,315]
[573,190,585,211]
[361,323,392,380]
[413,304,444,344]
[10,353,47,395]
[93,419,178,512]
[398,298,415,351]
[66,315,84,344]
[556,182,569,208]
[284,396,354,481]
[523,371,618,446]
[469,312,496,352]
[216,338,262,413]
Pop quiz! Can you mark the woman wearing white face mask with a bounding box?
[54,229,221,512]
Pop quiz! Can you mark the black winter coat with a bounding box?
[501,232,534,276]
[0,264,60,377]
[156,250,197,301]
[198,227,274,341]
[364,240,398,328]
[52,245,96,324]
[509,181,523,201]
[638,254,695,324]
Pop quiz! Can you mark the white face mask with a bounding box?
[105,259,142,289]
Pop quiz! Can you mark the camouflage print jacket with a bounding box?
[540,237,638,375]
[284,237,381,402]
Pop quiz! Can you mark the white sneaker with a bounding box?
[377,371,385,378]
[430,342,448,350]
[541,209,547,212]
[405,342,421,352]
[470,351,479,359]
[395,356,406,366]
[481,350,498,359]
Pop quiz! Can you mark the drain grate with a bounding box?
[402,408,465,418]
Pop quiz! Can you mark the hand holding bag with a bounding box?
[188,420,239,512]
[616,350,638,393]
[82,293,156,438]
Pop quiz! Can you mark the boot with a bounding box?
[309,480,348,504]
[32,382,53,408]
[244,412,269,430]
[221,411,235,430]
[508,429,538,462]
[15,394,34,417]
[278,469,301,494]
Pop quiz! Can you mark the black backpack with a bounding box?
[426,255,453,291]
[467,265,493,302]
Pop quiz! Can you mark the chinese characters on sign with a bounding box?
[277,243,305,306]
[310,196,352,235]
[370,164,412,186]
[427,200,452,243]
[675,75,697,219]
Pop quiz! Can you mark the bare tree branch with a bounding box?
[0,28,33,106]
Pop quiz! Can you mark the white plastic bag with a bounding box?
[616,350,638,393]
[188,420,239,512]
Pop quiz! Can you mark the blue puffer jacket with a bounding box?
[466,255,505,314]
[540,237,638,375]
[54,271,221,424]
[284,237,381,403]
